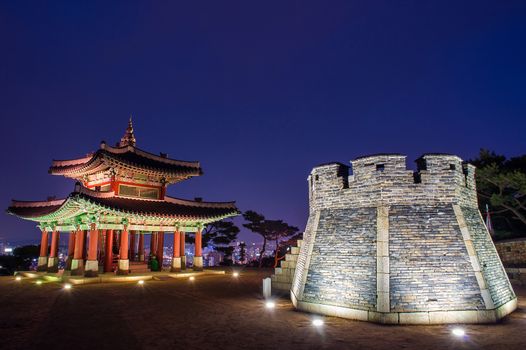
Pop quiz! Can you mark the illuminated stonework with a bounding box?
[291,154,517,324]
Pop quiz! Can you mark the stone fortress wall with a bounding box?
[291,154,517,324]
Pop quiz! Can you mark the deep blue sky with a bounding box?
[1,1,525,245]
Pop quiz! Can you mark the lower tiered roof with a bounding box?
[7,186,238,232]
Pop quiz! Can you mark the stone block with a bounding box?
[399,312,430,325]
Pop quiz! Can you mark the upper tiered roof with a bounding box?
[49,118,202,185]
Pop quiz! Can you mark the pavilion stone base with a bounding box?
[291,292,518,324]
[47,257,59,273]
[37,257,48,272]
[117,259,129,275]
[139,253,145,262]
[181,256,187,270]
[171,257,182,272]
[84,260,99,277]
[70,259,84,275]
[193,256,203,271]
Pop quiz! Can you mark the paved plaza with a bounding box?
[1,269,524,350]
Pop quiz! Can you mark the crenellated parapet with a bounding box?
[309,154,478,213]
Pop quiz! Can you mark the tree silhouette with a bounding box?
[470,149,526,239]
[243,210,299,267]
[187,219,240,262]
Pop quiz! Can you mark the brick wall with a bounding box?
[389,205,484,312]
[302,208,377,310]
[495,238,526,267]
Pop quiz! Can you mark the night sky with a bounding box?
[1,1,525,245]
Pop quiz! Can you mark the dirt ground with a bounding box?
[0,269,524,350]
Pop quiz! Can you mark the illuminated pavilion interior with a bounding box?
[7,119,239,276]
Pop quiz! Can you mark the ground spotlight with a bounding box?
[138,280,145,285]
[189,276,195,281]
[233,272,239,278]
[312,319,324,327]
[265,301,276,309]
[452,328,465,337]
[15,276,22,281]
[63,283,72,290]
[36,280,42,285]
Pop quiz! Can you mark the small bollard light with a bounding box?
[189,276,195,281]
[138,280,145,285]
[36,280,42,285]
[233,272,239,278]
[265,301,276,309]
[15,276,22,281]
[452,328,465,337]
[63,283,72,290]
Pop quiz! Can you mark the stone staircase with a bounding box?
[271,239,302,292]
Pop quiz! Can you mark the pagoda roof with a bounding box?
[7,187,238,230]
[49,142,203,181]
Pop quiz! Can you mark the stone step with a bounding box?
[285,254,298,262]
[291,247,300,255]
[280,261,291,269]
[281,267,295,276]
[274,267,283,275]
[271,273,293,283]
[271,281,292,291]
[296,239,303,248]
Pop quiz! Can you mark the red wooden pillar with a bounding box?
[66,231,76,271]
[47,229,60,272]
[180,231,186,270]
[71,227,85,275]
[138,234,145,262]
[104,229,114,273]
[117,226,129,275]
[85,223,99,277]
[151,232,158,258]
[98,229,104,262]
[37,229,49,272]
[171,229,181,272]
[130,231,136,262]
[157,231,165,270]
[194,228,203,271]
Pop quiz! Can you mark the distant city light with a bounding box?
[265,301,276,309]
[138,280,145,285]
[4,248,13,253]
[36,280,42,285]
[312,319,324,327]
[15,276,21,281]
[63,283,72,290]
[189,276,195,281]
[452,328,465,337]
[233,272,239,277]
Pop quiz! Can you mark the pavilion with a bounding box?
[7,119,239,276]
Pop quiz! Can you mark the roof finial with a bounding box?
[119,115,136,147]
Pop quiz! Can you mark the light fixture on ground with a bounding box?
[63,283,72,290]
[312,319,324,327]
[265,301,276,309]
[452,328,465,337]
[189,276,195,281]
[15,276,21,281]
[138,280,144,285]
[36,280,42,285]
[233,272,239,278]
